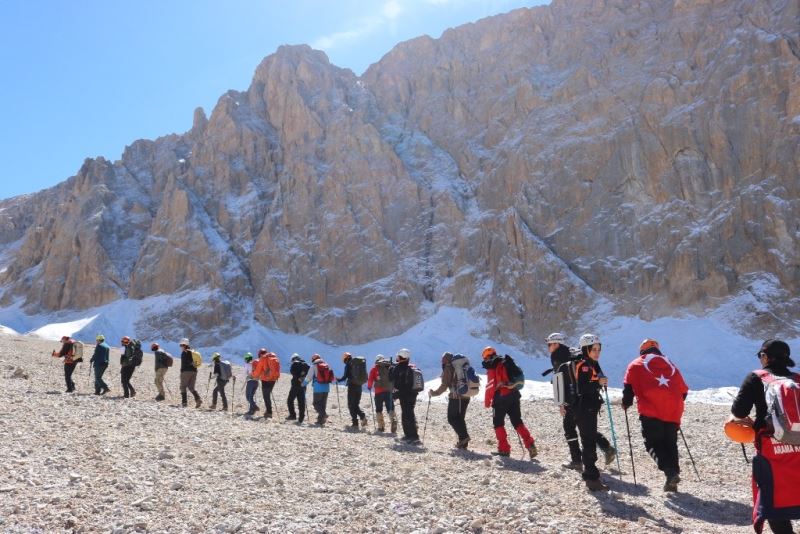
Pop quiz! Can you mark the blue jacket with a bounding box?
[306,360,331,393]
[90,342,110,366]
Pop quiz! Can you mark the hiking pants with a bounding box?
[575,406,601,481]
[64,362,77,392]
[212,378,229,408]
[154,367,167,397]
[492,392,534,452]
[313,392,328,421]
[640,415,680,477]
[245,379,259,412]
[564,406,611,463]
[398,393,419,439]
[374,391,394,413]
[93,363,108,394]
[447,397,470,440]
[261,380,276,416]
[179,371,199,395]
[767,520,793,534]
[121,365,136,397]
[287,384,306,420]
[347,385,366,424]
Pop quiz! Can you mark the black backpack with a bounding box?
[350,357,368,386]
[131,339,144,367]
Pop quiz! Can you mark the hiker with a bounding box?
[391,349,421,443]
[730,340,800,534]
[570,333,611,491]
[481,346,537,459]
[622,338,689,492]
[119,336,137,398]
[305,354,333,425]
[367,355,398,433]
[89,334,110,395]
[337,352,368,429]
[152,342,172,401]
[179,338,202,408]
[255,349,280,419]
[429,352,472,449]
[547,332,615,470]
[286,353,309,423]
[209,352,233,411]
[52,335,78,393]
[243,352,260,416]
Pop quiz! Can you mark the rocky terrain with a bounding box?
[0,334,762,533]
[0,0,797,353]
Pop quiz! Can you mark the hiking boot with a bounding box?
[360,415,368,428]
[562,461,583,471]
[663,474,680,492]
[101,387,111,395]
[195,398,202,409]
[390,417,398,434]
[265,412,273,419]
[322,415,329,425]
[209,404,217,411]
[455,436,470,449]
[155,394,165,402]
[585,478,609,492]
[285,414,297,421]
[603,446,617,466]
[349,423,360,430]
[527,442,538,460]
[491,450,511,457]
[221,405,228,412]
[376,412,385,432]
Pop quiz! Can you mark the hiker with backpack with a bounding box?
[178,338,203,408]
[481,346,537,459]
[390,349,422,444]
[547,333,616,470]
[209,352,233,411]
[151,342,173,401]
[429,352,478,449]
[306,354,334,426]
[255,349,280,419]
[89,334,111,395]
[243,352,260,416]
[286,353,309,423]
[337,352,368,429]
[119,336,140,398]
[367,355,398,433]
[52,335,79,393]
[621,338,689,492]
[730,340,800,534]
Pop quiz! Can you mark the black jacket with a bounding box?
[550,344,573,373]
[290,360,309,387]
[391,360,415,396]
[180,348,195,373]
[338,360,352,386]
[154,350,171,370]
[120,343,134,367]
[731,364,795,430]
[575,357,604,411]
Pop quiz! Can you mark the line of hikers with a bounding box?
[52,333,800,530]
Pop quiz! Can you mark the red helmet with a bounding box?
[639,338,659,354]
[60,335,70,342]
[481,346,498,360]
[121,336,131,345]
[150,342,159,351]
[311,354,321,362]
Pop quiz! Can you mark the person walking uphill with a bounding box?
[286,353,309,423]
[179,338,202,408]
[622,338,689,492]
[306,354,334,426]
[152,342,173,401]
[337,352,368,429]
[255,349,280,419]
[730,340,800,534]
[209,353,233,411]
[391,349,421,444]
[53,335,79,393]
[367,355,398,433]
[119,336,139,398]
[482,346,537,459]
[89,335,111,395]
[243,353,260,416]
[429,352,472,449]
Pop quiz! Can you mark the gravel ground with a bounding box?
[0,334,758,533]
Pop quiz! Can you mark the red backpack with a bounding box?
[754,370,800,445]
[316,361,334,384]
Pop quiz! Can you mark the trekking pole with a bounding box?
[271,390,280,418]
[334,382,342,422]
[87,362,93,388]
[679,427,701,482]
[422,395,432,442]
[740,443,749,464]
[368,389,376,432]
[602,386,623,481]
[623,408,637,485]
[205,374,212,399]
[230,378,236,416]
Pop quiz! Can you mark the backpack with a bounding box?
[503,355,525,391]
[350,357,368,386]
[219,360,233,381]
[72,341,84,363]
[164,352,174,368]
[410,365,424,393]
[553,359,580,406]
[375,361,393,389]
[451,354,480,397]
[316,361,334,384]
[131,339,144,367]
[754,370,800,445]
[266,355,280,382]
[191,350,203,370]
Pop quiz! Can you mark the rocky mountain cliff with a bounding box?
[0,0,798,350]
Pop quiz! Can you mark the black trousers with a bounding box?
[492,391,523,428]
[120,365,136,397]
[347,386,365,424]
[564,405,611,463]
[64,362,77,392]
[261,381,275,415]
[93,363,109,393]
[447,397,470,440]
[640,415,680,477]
[575,405,601,480]
[287,384,307,421]
[398,393,419,439]
[212,378,228,408]
[767,519,794,534]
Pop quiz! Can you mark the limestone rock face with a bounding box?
[0,0,797,348]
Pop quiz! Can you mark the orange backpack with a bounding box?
[265,355,281,382]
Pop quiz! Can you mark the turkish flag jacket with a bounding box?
[623,352,689,424]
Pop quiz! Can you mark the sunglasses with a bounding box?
[757,351,767,359]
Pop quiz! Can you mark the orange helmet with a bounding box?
[724,419,755,444]
[482,346,498,360]
[342,351,352,362]
[121,336,131,345]
[639,338,659,354]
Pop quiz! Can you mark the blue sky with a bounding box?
[0,0,545,201]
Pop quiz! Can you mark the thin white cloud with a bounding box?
[383,0,403,19]
[311,0,404,52]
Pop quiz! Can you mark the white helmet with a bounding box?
[375,354,386,363]
[180,338,190,346]
[579,333,601,348]
[545,332,565,345]
[397,348,411,360]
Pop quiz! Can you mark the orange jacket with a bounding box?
[484,361,516,408]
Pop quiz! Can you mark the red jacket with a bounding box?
[484,361,516,408]
[367,366,389,394]
[623,353,688,424]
